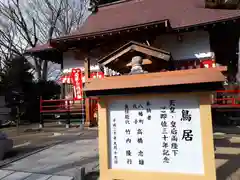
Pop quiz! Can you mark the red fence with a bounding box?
[212,90,240,107]
[39,97,99,127]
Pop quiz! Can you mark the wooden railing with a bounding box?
[212,90,240,107]
[39,97,99,128]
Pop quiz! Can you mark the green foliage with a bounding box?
[23,80,61,122]
[0,56,34,123]
[0,56,61,123]
[0,56,33,95]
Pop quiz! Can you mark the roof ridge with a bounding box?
[98,0,133,8]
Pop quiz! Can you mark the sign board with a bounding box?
[98,93,216,180]
[84,68,223,180]
[108,97,204,174]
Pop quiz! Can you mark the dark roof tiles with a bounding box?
[59,0,240,39]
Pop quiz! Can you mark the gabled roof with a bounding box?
[53,0,240,41]
[98,41,171,73]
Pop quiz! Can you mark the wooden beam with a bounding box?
[132,45,171,61]
[101,46,132,66]
[60,54,65,99]
[84,57,90,80]
[84,57,92,127]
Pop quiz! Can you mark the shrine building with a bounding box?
[26,0,240,126]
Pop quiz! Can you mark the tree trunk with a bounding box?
[42,60,48,81]
[34,58,42,80]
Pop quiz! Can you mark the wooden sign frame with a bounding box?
[98,92,216,180]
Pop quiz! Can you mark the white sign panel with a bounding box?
[108,97,204,175]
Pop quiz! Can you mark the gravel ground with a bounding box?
[1,124,240,180]
[0,123,97,168]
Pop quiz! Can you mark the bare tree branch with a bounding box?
[0,0,90,81]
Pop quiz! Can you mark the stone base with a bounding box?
[84,122,91,127]
[0,139,13,160]
[66,124,70,129]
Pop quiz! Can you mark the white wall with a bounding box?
[63,51,85,70]
[62,51,100,73]
[154,30,211,60]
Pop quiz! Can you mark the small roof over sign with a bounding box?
[98,41,171,74]
[84,68,225,97]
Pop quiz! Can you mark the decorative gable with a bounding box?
[98,41,172,74]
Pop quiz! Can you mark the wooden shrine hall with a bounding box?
[26,0,240,127]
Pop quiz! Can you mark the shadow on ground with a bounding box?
[85,171,99,180]
[215,138,240,180]
[0,145,49,168]
[4,146,44,159]
[39,155,99,175]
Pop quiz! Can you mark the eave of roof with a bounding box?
[52,19,169,42]
[24,43,62,63]
[25,43,56,54]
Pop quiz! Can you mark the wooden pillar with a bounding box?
[60,54,65,99]
[236,36,240,83]
[84,57,91,127]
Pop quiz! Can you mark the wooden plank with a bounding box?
[84,68,225,92]
[132,44,170,61]
[101,46,132,66]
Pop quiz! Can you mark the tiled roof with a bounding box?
[54,0,240,40]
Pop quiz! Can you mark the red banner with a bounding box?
[71,68,83,100]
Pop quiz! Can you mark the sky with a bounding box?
[0,0,91,81]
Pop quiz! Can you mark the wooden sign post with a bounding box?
[84,68,225,180]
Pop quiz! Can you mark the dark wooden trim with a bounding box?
[98,41,171,66]
[52,20,169,42]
